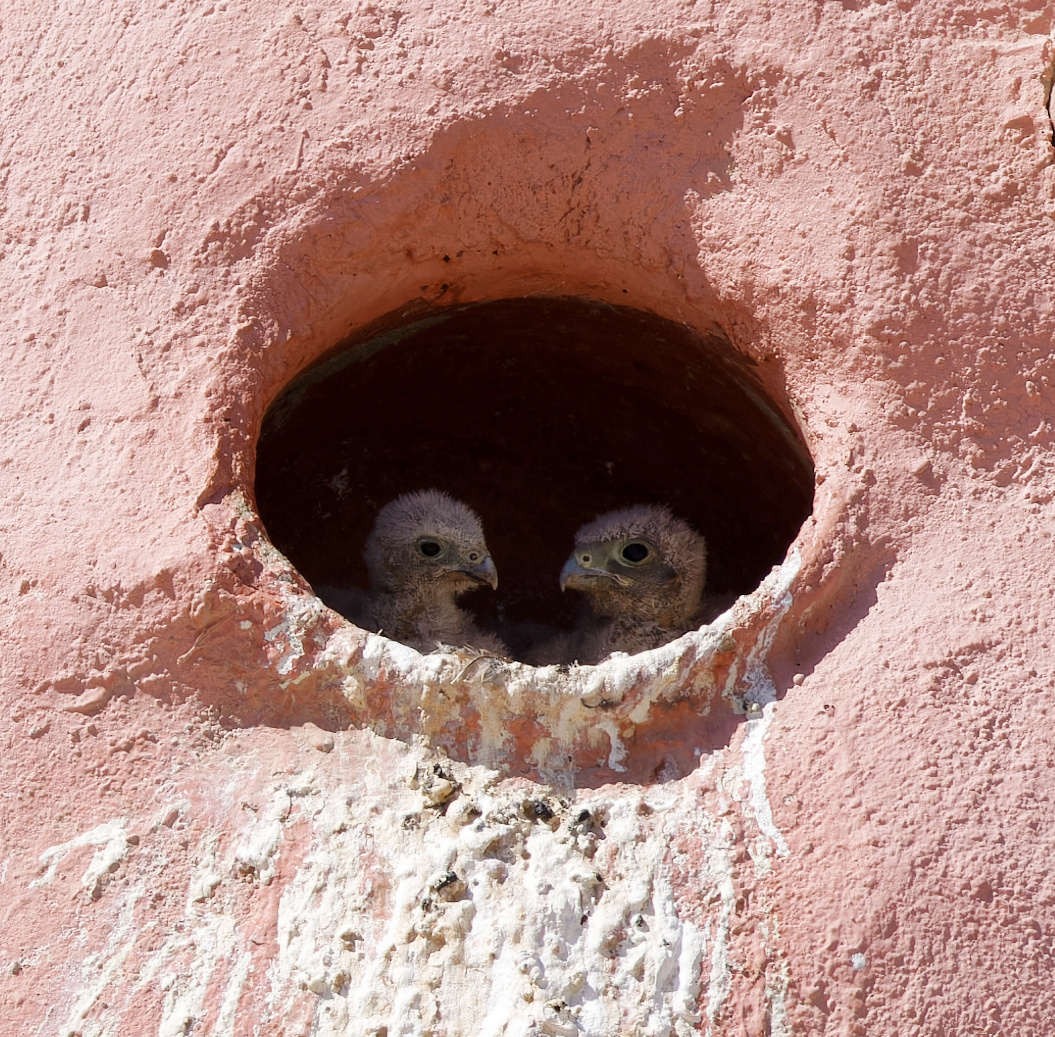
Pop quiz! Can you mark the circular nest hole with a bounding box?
[255,297,814,661]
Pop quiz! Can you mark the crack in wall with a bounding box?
[1045,45,1055,150]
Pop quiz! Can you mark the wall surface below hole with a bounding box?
[256,297,813,647]
[2,2,1055,1035]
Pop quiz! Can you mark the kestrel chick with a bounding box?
[359,489,506,655]
[557,504,708,664]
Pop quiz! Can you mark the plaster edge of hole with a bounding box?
[200,283,844,774]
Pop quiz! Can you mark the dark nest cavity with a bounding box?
[254,297,814,659]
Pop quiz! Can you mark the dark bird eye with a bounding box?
[620,542,651,563]
[418,539,442,558]
[468,552,479,562]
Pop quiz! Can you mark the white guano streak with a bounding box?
[55,884,143,1037]
[740,550,799,862]
[32,819,130,897]
[266,773,726,1037]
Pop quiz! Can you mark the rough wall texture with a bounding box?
[2,0,1055,1034]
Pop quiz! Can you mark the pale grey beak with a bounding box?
[560,554,610,592]
[464,555,498,590]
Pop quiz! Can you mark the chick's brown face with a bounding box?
[558,505,708,637]
[560,535,677,610]
[394,533,498,593]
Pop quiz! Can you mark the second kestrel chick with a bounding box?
[557,504,708,664]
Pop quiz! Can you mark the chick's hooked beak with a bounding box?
[461,554,498,590]
[559,545,613,592]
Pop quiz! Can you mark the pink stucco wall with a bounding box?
[2,1,1055,1033]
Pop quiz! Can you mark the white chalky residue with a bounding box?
[738,552,799,865]
[597,716,628,772]
[242,553,807,1036]
[766,957,791,1037]
[213,947,254,1037]
[32,819,130,897]
[704,819,738,1029]
[673,907,708,1032]
[186,830,222,905]
[157,915,238,1037]
[58,884,144,1037]
[355,635,387,683]
[118,796,292,1037]
[232,787,291,884]
[261,765,738,1037]
[720,552,798,1031]
[273,786,379,998]
[264,588,324,674]
[131,788,302,1037]
[742,704,791,862]
[357,632,424,684]
[133,917,246,1037]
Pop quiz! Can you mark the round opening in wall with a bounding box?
[254,296,814,665]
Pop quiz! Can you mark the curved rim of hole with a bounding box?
[253,295,815,673]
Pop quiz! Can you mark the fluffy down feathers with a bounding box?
[550,504,708,664]
[335,490,505,655]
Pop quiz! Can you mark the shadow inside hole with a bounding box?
[255,297,814,658]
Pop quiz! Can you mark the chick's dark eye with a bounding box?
[468,552,479,562]
[621,542,650,563]
[418,539,442,558]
